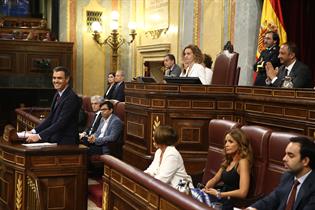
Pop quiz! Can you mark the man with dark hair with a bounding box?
[247,136,315,210]
[26,66,81,144]
[164,54,181,77]
[265,42,313,88]
[84,101,123,156]
[253,31,281,86]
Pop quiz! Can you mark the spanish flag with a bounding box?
[254,0,287,79]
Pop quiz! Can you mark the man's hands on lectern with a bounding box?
[26,134,40,143]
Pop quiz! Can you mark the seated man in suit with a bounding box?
[265,42,313,88]
[247,136,315,210]
[253,31,281,86]
[164,54,181,77]
[26,66,81,144]
[79,95,105,140]
[112,70,125,102]
[83,101,123,156]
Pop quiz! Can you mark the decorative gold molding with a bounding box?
[152,116,160,141]
[193,0,201,45]
[16,173,23,210]
[102,182,109,210]
[145,28,168,39]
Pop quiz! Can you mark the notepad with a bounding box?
[22,142,57,147]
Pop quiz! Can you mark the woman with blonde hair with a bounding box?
[191,128,253,209]
[180,44,207,84]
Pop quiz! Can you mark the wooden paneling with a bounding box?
[0,142,87,210]
[123,83,315,173]
[0,40,73,86]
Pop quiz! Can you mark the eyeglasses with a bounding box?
[100,108,109,111]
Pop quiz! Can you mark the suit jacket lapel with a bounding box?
[293,171,315,210]
[103,115,114,136]
[52,87,71,111]
[95,119,105,137]
[279,178,295,210]
[92,114,102,133]
[288,61,299,78]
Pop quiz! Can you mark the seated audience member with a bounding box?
[191,128,253,209]
[79,95,105,139]
[164,54,181,77]
[25,31,37,40]
[104,72,116,99]
[112,70,125,102]
[203,53,213,85]
[253,31,280,86]
[82,101,123,156]
[43,32,57,41]
[265,42,313,88]
[247,137,315,210]
[180,44,207,84]
[144,125,193,189]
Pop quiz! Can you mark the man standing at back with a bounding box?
[112,70,125,102]
[247,137,315,210]
[253,31,281,86]
[26,66,81,144]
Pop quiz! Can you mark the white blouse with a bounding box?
[180,63,207,85]
[144,146,193,188]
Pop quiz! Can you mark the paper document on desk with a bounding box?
[17,131,31,138]
[22,142,58,147]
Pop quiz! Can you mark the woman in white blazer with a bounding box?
[144,126,193,189]
[180,44,207,85]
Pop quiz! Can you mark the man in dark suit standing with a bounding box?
[247,137,315,210]
[164,54,181,77]
[112,70,125,102]
[265,42,313,88]
[26,66,81,144]
[253,31,281,86]
[79,95,104,140]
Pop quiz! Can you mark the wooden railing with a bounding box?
[101,155,214,210]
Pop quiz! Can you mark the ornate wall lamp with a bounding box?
[91,11,137,71]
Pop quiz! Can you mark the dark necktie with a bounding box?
[54,94,60,109]
[285,180,300,210]
[284,68,289,76]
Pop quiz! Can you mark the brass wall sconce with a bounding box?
[91,11,137,71]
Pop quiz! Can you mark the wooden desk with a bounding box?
[0,141,88,210]
[13,84,315,176]
[123,83,315,172]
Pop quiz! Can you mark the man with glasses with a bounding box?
[84,101,123,156]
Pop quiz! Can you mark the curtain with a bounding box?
[281,0,315,82]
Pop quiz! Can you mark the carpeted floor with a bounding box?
[88,178,103,210]
[88,199,101,210]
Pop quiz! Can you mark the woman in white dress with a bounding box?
[144,126,193,189]
[180,44,207,84]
